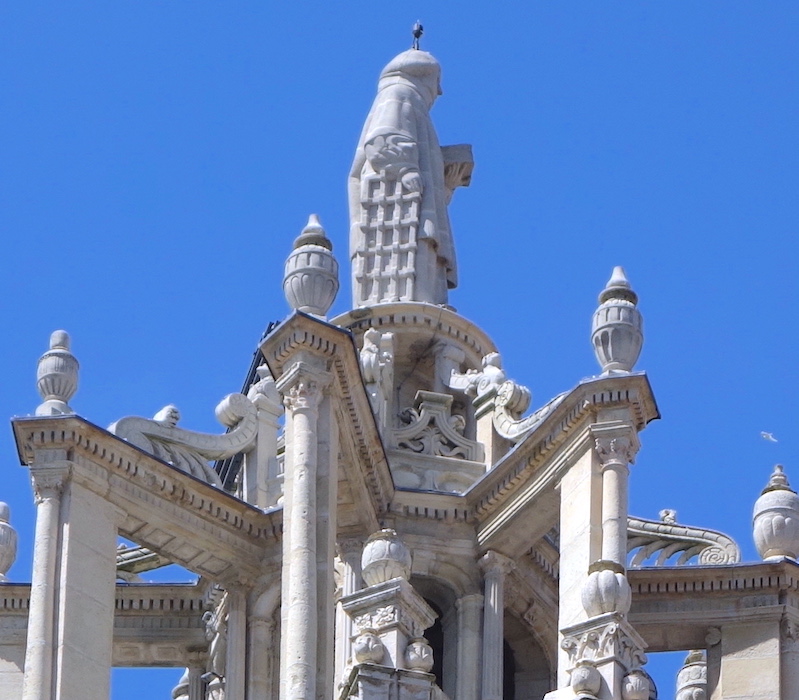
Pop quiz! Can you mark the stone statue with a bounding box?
[349,49,467,307]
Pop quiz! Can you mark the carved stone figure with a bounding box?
[0,503,18,582]
[349,49,461,306]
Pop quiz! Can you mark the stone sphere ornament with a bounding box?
[35,330,79,416]
[676,650,707,700]
[404,637,434,672]
[283,214,339,317]
[361,528,412,586]
[753,465,799,560]
[570,660,601,697]
[0,502,18,582]
[591,267,643,374]
[621,669,650,700]
[581,560,631,617]
[353,630,385,664]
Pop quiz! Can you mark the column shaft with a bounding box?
[600,462,629,566]
[22,470,65,700]
[455,594,483,700]
[480,552,513,700]
[225,588,247,700]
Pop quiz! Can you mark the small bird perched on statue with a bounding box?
[412,21,423,50]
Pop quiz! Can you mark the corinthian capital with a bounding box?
[31,466,70,503]
[479,550,515,579]
[591,423,640,468]
[276,360,332,413]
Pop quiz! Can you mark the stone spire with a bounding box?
[348,49,472,307]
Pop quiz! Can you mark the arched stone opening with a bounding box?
[504,614,553,699]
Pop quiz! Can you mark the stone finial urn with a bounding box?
[283,214,339,317]
[591,267,643,373]
[36,330,79,416]
[621,670,650,700]
[676,650,707,700]
[0,502,18,582]
[581,560,631,617]
[753,465,799,560]
[361,528,412,586]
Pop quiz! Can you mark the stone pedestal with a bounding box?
[339,665,437,700]
[559,613,647,700]
[341,577,436,671]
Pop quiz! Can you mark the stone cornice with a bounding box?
[629,559,799,652]
[260,312,395,521]
[12,415,281,584]
[332,302,498,368]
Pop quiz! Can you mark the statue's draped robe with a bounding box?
[349,51,457,306]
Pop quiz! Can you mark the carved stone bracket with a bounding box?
[109,393,258,487]
[492,384,567,443]
[393,391,483,462]
[627,513,741,567]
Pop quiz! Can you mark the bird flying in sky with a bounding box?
[761,431,778,443]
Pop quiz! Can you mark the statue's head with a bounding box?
[379,50,442,107]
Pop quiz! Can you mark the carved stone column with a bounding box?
[480,551,515,700]
[225,586,247,700]
[335,537,364,686]
[455,593,483,700]
[277,361,334,700]
[22,462,68,700]
[592,426,638,567]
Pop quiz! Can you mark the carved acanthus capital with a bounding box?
[31,466,70,503]
[591,424,639,469]
[479,550,516,580]
[276,361,332,414]
[561,614,647,677]
[337,536,366,562]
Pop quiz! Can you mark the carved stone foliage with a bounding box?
[393,391,482,462]
[627,513,741,567]
[109,393,258,487]
[561,616,647,677]
[594,435,637,467]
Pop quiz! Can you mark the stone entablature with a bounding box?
[0,582,210,667]
[11,416,280,584]
[629,559,799,652]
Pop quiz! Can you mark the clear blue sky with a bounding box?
[1,3,797,697]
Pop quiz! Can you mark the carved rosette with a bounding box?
[753,465,799,560]
[361,529,412,586]
[283,214,339,317]
[36,330,79,416]
[591,266,643,374]
[676,650,707,700]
